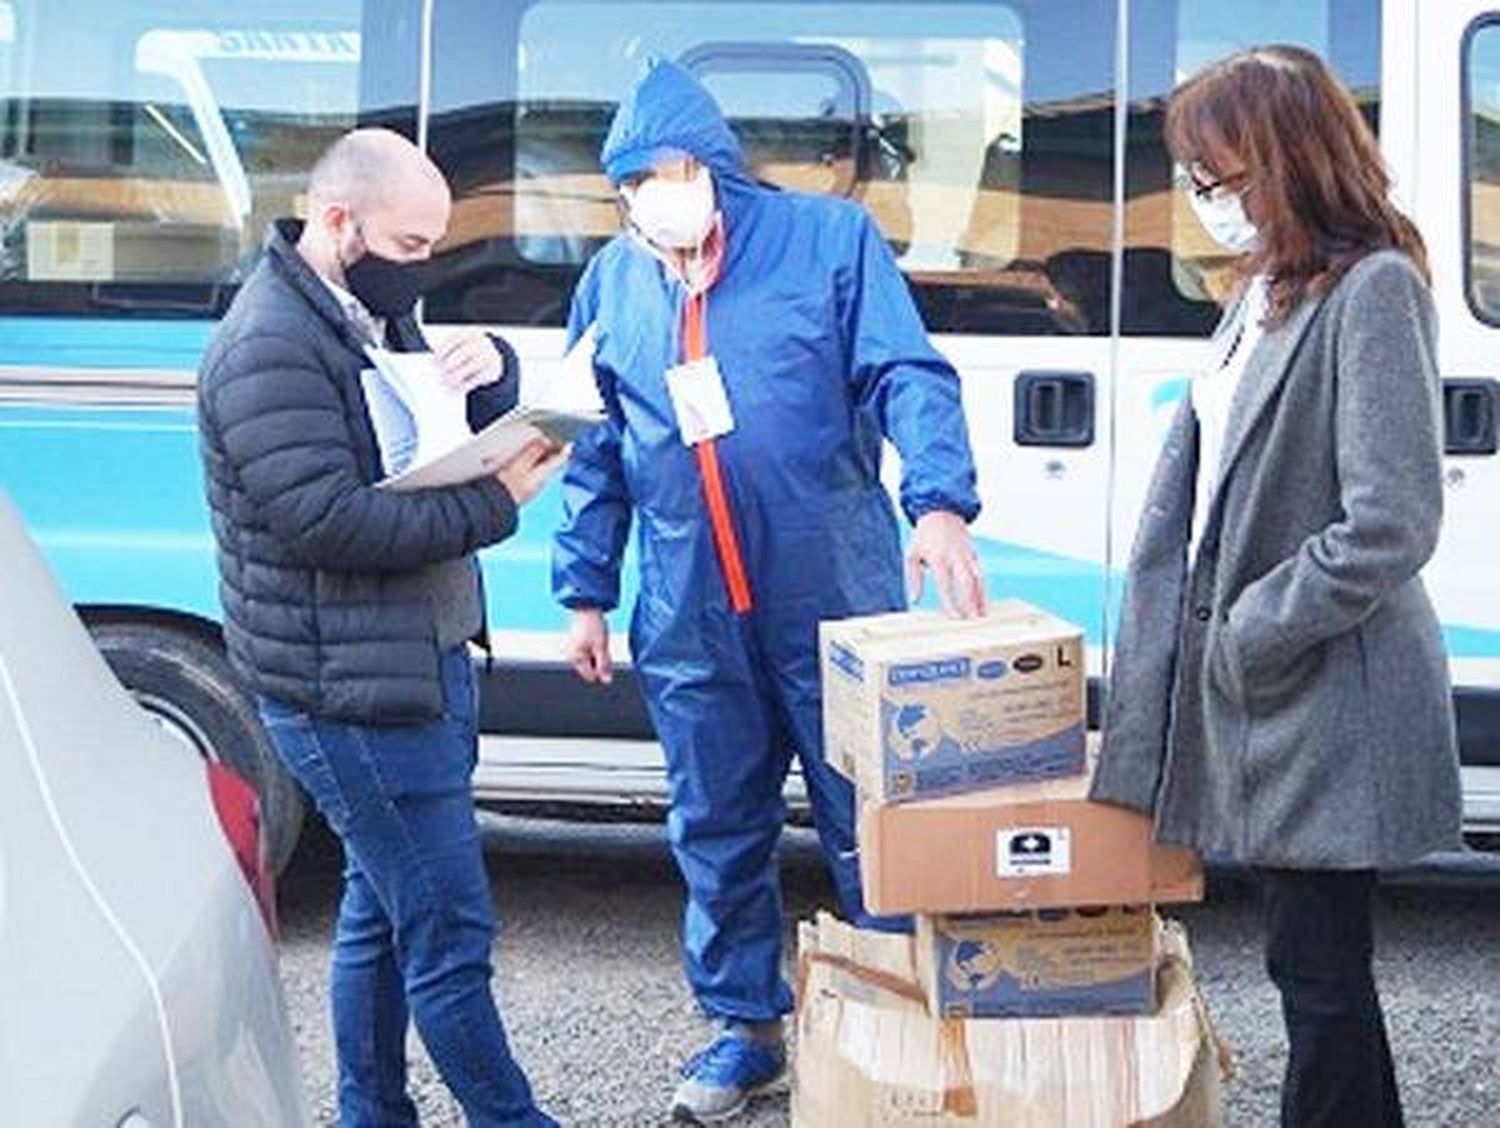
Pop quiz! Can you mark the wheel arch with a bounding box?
[77,603,226,650]
[78,603,307,874]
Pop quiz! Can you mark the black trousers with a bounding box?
[1258,868,1404,1128]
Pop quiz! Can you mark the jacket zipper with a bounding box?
[682,292,753,614]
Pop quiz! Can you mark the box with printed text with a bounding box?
[916,906,1158,1019]
[820,602,1087,804]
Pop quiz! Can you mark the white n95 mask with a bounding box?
[1189,188,1259,254]
[624,166,717,250]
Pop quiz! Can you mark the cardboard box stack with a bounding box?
[795,602,1225,1126]
[794,912,1224,1126]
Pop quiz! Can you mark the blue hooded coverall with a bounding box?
[552,60,981,1022]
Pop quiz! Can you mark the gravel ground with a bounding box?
[276,818,1500,1126]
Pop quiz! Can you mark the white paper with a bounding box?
[664,355,735,445]
[361,347,473,476]
[361,343,605,492]
[358,367,421,476]
[522,321,606,415]
[380,406,603,491]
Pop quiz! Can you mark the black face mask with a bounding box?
[343,249,429,320]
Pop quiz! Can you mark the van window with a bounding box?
[0,1,417,317]
[1466,17,1500,325]
[0,3,15,94]
[1122,0,1381,336]
[425,0,1117,337]
[510,3,1024,275]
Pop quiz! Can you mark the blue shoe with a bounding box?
[670,1027,787,1123]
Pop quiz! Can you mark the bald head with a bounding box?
[299,128,451,286]
[308,128,447,212]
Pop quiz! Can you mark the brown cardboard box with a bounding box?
[821,602,1087,804]
[858,751,1203,916]
[917,906,1158,1019]
[792,913,1226,1128]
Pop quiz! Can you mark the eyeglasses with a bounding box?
[1173,162,1250,202]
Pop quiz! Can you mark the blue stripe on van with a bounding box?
[1443,624,1500,661]
[1151,377,1190,408]
[967,535,1106,642]
[0,402,220,617]
[0,318,212,370]
[2,379,1496,661]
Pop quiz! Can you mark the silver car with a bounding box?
[0,491,306,1127]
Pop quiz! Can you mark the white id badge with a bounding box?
[664,355,735,445]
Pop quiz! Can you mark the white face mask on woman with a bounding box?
[623,165,717,250]
[1188,187,1259,254]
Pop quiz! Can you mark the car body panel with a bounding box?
[0,491,306,1126]
[0,675,177,1126]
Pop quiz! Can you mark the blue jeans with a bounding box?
[258,648,554,1127]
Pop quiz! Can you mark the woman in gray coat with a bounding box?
[1091,45,1461,1127]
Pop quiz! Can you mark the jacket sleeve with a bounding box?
[466,333,522,429]
[552,275,633,611]
[840,210,981,525]
[1090,399,1197,814]
[1219,255,1444,690]
[205,331,518,573]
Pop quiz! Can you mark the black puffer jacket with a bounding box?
[198,221,519,723]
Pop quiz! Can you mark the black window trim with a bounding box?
[678,39,872,200]
[1461,10,1500,330]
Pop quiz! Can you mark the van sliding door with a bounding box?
[1412,0,1500,824]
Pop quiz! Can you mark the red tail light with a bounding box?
[206,763,278,940]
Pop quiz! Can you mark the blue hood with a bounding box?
[601,59,748,185]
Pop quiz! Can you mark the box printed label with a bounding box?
[828,642,866,683]
[887,657,971,687]
[996,826,1072,877]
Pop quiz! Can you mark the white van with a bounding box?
[1,1,1497,859]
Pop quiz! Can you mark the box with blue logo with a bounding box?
[916,906,1158,1019]
[820,602,1087,804]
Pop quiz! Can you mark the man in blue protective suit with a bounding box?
[552,60,985,1123]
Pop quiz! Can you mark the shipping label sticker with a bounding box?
[996,825,1072,877]
[884,1086,947,1117]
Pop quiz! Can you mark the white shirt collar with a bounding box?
[320,273,385,343]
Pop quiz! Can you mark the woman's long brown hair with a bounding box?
[1167,44,1428,324]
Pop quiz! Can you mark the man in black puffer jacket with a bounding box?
[198,129,561,1127]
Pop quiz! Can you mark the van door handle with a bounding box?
[1443,378,1498,456]
[1014,370,1095,448]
